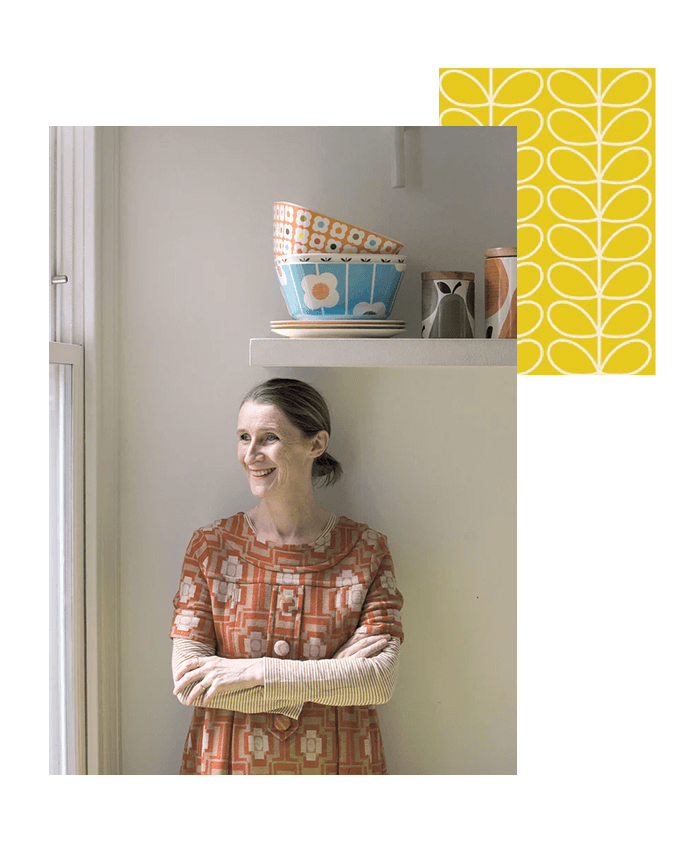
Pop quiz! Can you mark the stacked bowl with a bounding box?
[272,202,406,337]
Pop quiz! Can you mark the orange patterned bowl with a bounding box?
[273,201,403,257]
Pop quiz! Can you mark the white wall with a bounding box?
[118,126,516,775]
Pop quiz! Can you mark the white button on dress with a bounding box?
[273,640,290,657]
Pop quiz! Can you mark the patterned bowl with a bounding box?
[273,201,403,257]
[274,253,407,319]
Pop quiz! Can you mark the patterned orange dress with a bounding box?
[170,512,404,775]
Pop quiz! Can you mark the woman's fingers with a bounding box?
[185,686,199,706]
[334,634,391,659]
[185,678,210,706]
[173,655,205,683]
[352,635,389,649]
[193,680,210,706]
[175,657,261,705]
[354,639,391,658]
[173,665,207,696]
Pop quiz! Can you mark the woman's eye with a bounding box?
[266,434,279,441]
[239,434,249,442]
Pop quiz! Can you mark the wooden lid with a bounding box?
[485,247,517,258]
[421,270,475,281]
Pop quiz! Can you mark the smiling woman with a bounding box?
[238,377,343,505]
[170,378,404,775]
[236,401,329,519]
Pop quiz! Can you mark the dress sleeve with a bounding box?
[354,534,404,642]
[170,529,216,646]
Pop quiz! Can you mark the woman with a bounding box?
[171,378,404,775]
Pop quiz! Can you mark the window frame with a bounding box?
[51,126,121,774]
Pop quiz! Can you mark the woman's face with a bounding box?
[237,401,325,500]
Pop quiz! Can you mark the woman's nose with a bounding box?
[246,441,263,463]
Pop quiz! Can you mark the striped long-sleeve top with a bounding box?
[172,634,401,720]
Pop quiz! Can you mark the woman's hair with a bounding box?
[240,378,343,487]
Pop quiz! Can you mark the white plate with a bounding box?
[271,320,405,327]
[271,325,406,338]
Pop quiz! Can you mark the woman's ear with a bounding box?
[310,430,330,457]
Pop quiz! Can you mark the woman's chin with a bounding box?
[248,474,278,496]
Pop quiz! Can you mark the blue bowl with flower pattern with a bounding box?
[274,253,406,320]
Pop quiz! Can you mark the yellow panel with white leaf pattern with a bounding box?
[439,69,655,375]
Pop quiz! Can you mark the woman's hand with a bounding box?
[173,656,264,706]
[332,630,391,660]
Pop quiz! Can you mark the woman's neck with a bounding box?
[248,498,332,545]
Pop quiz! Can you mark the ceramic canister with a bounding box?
[421,271,475,338]
[484,247,517,338]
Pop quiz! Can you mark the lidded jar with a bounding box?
[484,248,517,339]
[421,271,475,338]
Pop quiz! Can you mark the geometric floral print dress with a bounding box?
[170,512,404,775]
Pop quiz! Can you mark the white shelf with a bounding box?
[250,338,516,368]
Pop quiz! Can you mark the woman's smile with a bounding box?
[250,467,275,478]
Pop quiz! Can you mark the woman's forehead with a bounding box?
[238,401,291,430]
